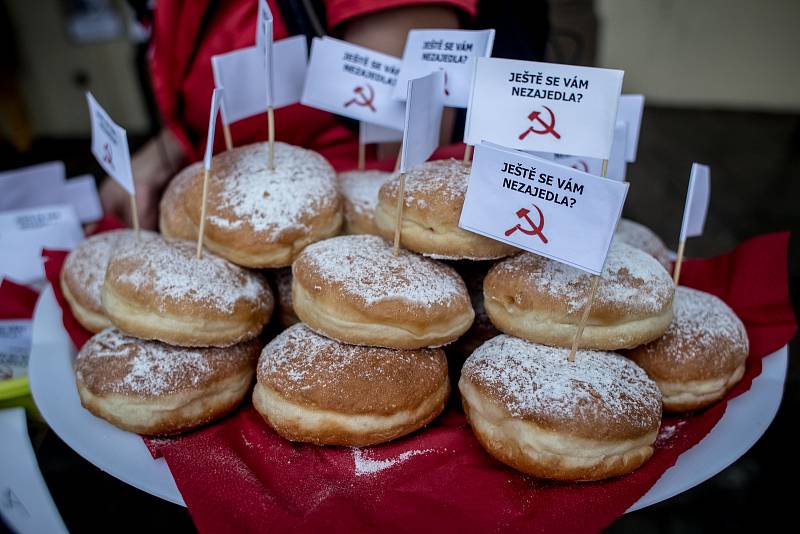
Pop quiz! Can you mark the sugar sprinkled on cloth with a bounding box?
[297,235,467,307]
[352,448,435,476]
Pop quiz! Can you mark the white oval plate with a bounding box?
[28,285,787,511]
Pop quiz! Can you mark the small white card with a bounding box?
[679,163,711,241]
[459,143,628,274]
[0,205,83,285]
[86,92,135,195]
[62,175,103,223]
[0,319,32,380]
[393,29,494,108]
[302,37,406,130]
[212,36,308,125]
[400,71,445,173]
[359,121,403,145]
[256,0,274,106]
[617,94,645,162]
[203,88,224,170]
[464,58,624,159]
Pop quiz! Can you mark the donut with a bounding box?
[61,230,157,333]
[338,169,392,235]
[75,328,260,436]
[181,142,342,268]
[459,335,662,481]
[484,242,674,350]
[102,235,273,347]
[292,234,474,349]
[614,218,671,271]
[159,162,198,241]
[447,260,500,356]
[253,323,450,446]
[271,267,298,328]
[625,286,749,412]
[374,159,517,260]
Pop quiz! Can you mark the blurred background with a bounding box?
[1,0,798,532]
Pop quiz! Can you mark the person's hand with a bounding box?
[99,128,185,230]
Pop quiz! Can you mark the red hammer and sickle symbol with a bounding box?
[102,143,113,166]
[518,105,561,140]
[344,84,376,112]
[504,204,548,244]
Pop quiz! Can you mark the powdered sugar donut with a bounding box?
[253,324,449,446]
[102,235,273,347]
[614,218,671,271]
[338,169,392,235]
[625,286,749,412]
[484,242,675,350]
[61,230,157,333]
[459,335,662,481]
[75,328,260,435]
[159,162,198,241]
[292,235,474,349]
[374,159,518,260]
[182,142,342,268]
[271,267,298,328]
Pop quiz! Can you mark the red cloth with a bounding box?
[149,0,477,162]
[0,280,39,320]
[42,231,796,532]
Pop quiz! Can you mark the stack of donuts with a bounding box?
[63,144,750,482]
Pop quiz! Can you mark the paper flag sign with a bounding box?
[464,58,624,159]
[679,163,711,241]
[359,121,403,145]
[86,92,134,195]
[400,71,445,173]
[617,94,645,163]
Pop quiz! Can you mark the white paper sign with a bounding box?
[86,92,135,195]
[528,122,627,181]
[0,205,83,285]
[393,29,495,108]
[400,71,445,173]
[302,37,406,130]
[617,94,645,162]
[459,143,628,274]
[0,164,102,223]
[256,0,274,106]
[464,58,624,159]
[0,320,32,380]
[679,163,711,241]
[212,36,308,125]
[203,88,224,170]
[359,121,403,145]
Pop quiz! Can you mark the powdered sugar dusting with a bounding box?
[663,286,749,363]
[64,230,154,309]
[614,218,671,270]
[206,142,338,234]
[76,328,211,395]
[496,241,674,314]
[352,448,435,476]
[338,170,392,216]
[297,235,467,307]
[382,159,469,209]
[111,235,268,313]
[463,335,661,430]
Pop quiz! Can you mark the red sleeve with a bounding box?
[324,0,478,31]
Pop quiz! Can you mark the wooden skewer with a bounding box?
[463,144,473,163]
[196,169,211,259]
[267,107,275,170]
[393,173,406,256]
[672,239,686,285]
[223,124,233,151]
[129,194,140,239]
[358,142,366,171]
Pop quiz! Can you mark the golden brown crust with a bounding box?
[374,159,517,260]
[75,329,260,436]
[625,286,749,411]
[102,235,273,347]
[159,162,198,241]
[338,170,391,236]
[484,242,674,349]
[253,324,450,446]
[181,142,342,268]
[291,235,474,349]
[257,324,448,414]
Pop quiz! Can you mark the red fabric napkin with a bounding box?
[0,279,39,320]
[43,231,796,533]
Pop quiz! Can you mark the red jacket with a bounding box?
[149,0,477,169]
